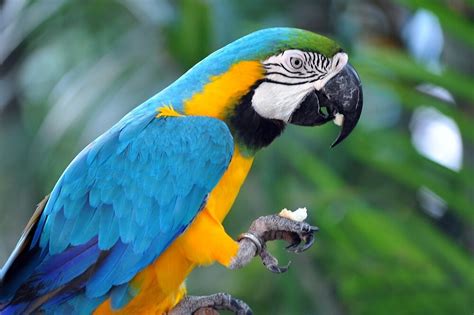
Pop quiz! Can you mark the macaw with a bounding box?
[0,27,362,314]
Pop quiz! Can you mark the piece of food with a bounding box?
[279,207,308,222]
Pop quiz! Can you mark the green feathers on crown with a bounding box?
[287,29,342,57]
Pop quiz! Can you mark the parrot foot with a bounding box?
[229,215,318,273]
[168,293,252,315]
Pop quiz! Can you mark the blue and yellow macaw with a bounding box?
[0,28,362,314]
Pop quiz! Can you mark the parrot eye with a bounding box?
[289,57,303,69]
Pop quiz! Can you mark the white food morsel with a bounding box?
[278,207,308,222]
[333,113,344,126]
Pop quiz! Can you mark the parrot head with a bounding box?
[173,28,363,152]
[246,32,362,148]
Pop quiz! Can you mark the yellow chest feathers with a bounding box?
[204,146,253,221]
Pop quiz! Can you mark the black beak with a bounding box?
[288,63,363,147]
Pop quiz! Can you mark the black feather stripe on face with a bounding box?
[225,81,286,156]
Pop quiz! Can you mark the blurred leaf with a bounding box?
[165,0,213,69]
[395,0,474,48]
[347,131,474,224]
[354,47,474,103]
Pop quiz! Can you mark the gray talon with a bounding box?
[229,215,318,273]
[260,248,291,273]
[235,215,319,272]
[286,242,300,252]
[299,236,315,252]
[169,293,253,315]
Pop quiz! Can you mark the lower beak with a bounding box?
[288,63,363,147]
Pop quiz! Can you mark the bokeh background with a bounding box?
[0,0,473,314]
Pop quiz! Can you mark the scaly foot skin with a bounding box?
[230,214,319,273]
[168,293,252,315]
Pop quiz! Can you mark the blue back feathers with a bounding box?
[0,114,233,313]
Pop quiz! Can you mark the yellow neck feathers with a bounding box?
[183,61,264,119]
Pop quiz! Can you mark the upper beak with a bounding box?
[288,63,363,147]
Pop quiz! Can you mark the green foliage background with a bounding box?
[0,1,472,314]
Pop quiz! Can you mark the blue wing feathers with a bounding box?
[109,283,134,310]
[70,202,100,246]
[118,213,138,243]
[50,210,70,254]
[98,204,120,250]
[86,242,128,297]
[1,114,234,312]
[36,238,100,293]
[46,291,104,315]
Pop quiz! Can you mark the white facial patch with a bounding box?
[251,50,349,121]
[252,81,314,122]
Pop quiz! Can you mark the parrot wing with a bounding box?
[0,112,234,311]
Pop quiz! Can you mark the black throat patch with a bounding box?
[226,81,286,155]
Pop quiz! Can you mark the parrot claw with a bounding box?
[258,215,318,253]
[229,215,318,272]
[285,242,300,251]
[260,247,291,273]
[168,293,252,315]
[287,228,316,253]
